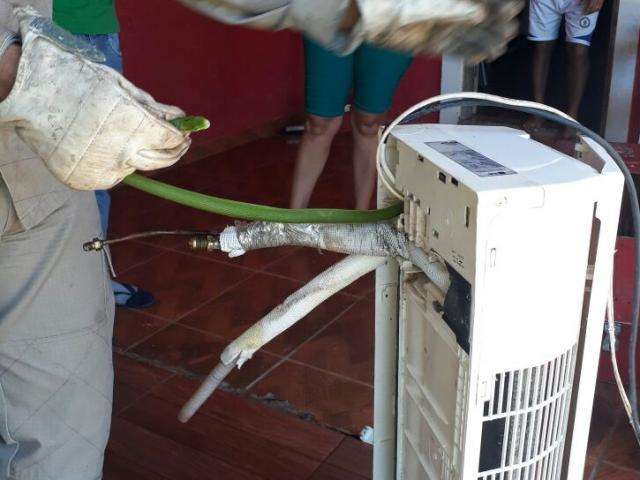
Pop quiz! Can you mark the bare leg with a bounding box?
[565,42,590,120]
[526,41,556,131]
[352,109,386,211]
[0,44,20,101]
[290,114,343,209]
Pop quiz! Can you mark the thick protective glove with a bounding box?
[177,0,522,62]
[0,7,191,190]
[356,0,523,62]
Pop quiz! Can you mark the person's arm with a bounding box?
[175,0,364,53]
[583,0,604,15]
[177,0,522,62]
[0,30,20,101]
[340,0,360,30]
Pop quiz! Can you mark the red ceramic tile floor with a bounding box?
[249,360,374,434]
[106,135,638,478]
[113,309,169,350]
[179,272,357,357]
[118,251,253,321]
[106,351,374,480]
[291,296,374,385]
[130,323,281,387]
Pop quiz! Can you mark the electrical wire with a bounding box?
[375,92,576,199]
[607,268,640,444]
[375,93,640,443]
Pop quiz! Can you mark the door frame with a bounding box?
[605,0,640,143]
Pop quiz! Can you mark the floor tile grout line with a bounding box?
[174,322,286,361]
[316,437,347,470]
[131,242,265,276]
[255,247,304,272]
[153,241,368,300]
[114,370,178,417]
[115,410,322,480]
[115,239,366,301]
[587,457,602,480]
[112,249,166,276]
[599,459,640,474]
[164,396,342,469]
[117,306,172,324]
[122,275,258,353]
[242,354,291,393]
[586,412,629,479]
[163,243,304,276]
[120,320,286,382]
[279,298,361,361]
[244,299,371,391]
[115,231,265,269]
[244,303,363,392]
[120,274,254,353]
[256,269,365,300]
[111,409,281,480]
[177,272,260,321]
[121,270,261,350]
[122,320,175,353]
[242,298,361,391]
[285,358,374,389]
[173,251,262,273]
[167,322,238,345]
[303,456,333,479]
[116,353,351,464]
[175,287,359,355]
[157,246,308,286]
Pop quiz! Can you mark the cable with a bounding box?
[121,174,403,224]
[607,270,640,444]
[375,92,576,199]
[375,93,640,441]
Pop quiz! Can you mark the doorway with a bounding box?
[475,0,619,137]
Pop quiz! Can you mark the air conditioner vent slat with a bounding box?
[478,347,577,479]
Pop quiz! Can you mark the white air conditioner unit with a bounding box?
[373,125,623,480]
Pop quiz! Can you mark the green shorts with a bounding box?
[304,37,414,118]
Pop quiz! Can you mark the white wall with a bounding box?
[605,0,640,142]
[440,56,466,124]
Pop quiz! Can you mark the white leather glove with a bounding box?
[0,7,191,190]
[358,0,523,62]
[177,0,522,62]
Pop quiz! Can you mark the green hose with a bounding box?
[120,116,402,223]
[121,174,402,224]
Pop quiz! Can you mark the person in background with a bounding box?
[526,0,604,135]
[290,39,413,211]
[53,0,154,308]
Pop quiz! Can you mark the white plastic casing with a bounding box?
[374,125,623,480]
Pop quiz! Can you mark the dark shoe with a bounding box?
[113,282,155,309]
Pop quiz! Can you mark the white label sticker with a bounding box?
[426,141,516,177]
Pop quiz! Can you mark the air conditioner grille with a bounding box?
[478,346,577,480]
